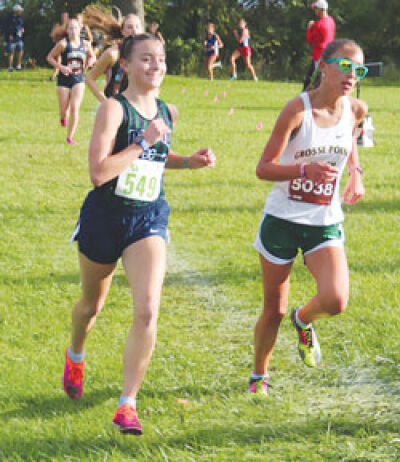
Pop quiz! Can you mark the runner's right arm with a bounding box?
[86,47,117,102]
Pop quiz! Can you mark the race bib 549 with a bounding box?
[115,159,163,202]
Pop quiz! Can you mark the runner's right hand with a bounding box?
[304,162,338,182]
[143,118,170,146]
[60,65,72,76]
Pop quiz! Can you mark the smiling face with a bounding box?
[123,38,166,91]
[320,43,364,96]
[122,15,143,37]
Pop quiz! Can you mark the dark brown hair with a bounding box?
[321,38,362,61]
[120,33,163,61]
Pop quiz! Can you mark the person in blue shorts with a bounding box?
[4,4,24,71]
[47,18,95,145]
[62,33,216,435]
[204,22,223,80]
[249,39,367,394]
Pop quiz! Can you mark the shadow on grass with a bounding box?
[0,386,119,422]
[0,413,396,461]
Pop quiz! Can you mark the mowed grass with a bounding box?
[0,68,400,461]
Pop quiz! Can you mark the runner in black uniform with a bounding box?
[62,34,216,436]
[47,18,95,145]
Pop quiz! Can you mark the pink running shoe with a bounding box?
[112,404,143,435]
[248,377,268,395]
[66,137,76,145]
[63,348,84,399]
[60,118,67,127]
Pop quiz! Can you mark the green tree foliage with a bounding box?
[1,0,99,64]
[1,0,398,78]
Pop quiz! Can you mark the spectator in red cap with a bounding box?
[303,0,336,90]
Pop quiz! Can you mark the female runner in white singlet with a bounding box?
[249,39,368,394]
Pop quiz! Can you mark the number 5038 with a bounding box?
[291,178,334,196]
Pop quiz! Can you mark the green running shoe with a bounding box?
[290,308,321,367]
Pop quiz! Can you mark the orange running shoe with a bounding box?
[112,403,143,435]
[63,348,84,399]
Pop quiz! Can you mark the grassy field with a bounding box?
[0,68,399,461]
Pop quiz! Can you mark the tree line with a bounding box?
[1,0,399,79]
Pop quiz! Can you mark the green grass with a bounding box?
[1,67,400,461]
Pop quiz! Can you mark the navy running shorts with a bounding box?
[57,73,84,88]
[72,189,170,264]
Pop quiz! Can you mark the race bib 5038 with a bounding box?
[289,177,336,205]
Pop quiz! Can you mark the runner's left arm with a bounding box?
[165,103,216,169]
[342,98,368,204]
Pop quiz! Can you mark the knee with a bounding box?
[320,291,348,316]
[261,298,288,325]
[78,297,104,318]
[70,104,79,115]
[135,298,159,329]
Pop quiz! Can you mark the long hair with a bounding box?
[50,22,67,43]
[82,4,139,45]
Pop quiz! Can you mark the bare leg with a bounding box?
[254,255,292,375]
[230,49,240,77]
[8,52,14,69]
[67,82,85,140]
[57,86,71,122]
[244,55,257,80]
[298,246,349,325]
[16,49,23,68]
[71,252,116,354]
[206,55,217,80]
[120,236,167,399]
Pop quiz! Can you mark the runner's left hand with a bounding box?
[189,148,216,169]
[342,172,364,204]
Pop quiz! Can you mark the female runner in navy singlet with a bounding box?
[47,18,95,145]
[62,34,216,435]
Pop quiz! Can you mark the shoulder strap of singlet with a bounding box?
[297,92,313,133]
[339,96,353,128]
[156,99,173,129]
[300,92,311,112]
[112,94,132,144]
